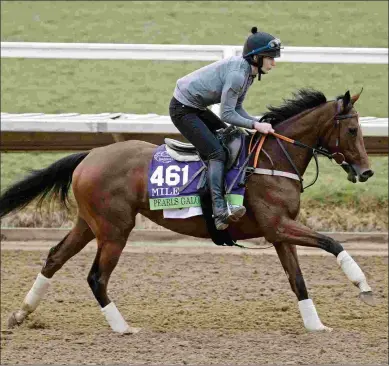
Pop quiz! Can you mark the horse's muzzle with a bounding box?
[341,163,374,183]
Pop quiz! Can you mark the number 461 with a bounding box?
[150,165,189,187]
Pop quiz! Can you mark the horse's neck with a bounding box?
[270,102,335,175]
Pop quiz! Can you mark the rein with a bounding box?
[269,131,332,192]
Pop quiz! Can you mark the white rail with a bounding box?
[1,42,388,64]
[1,113,387,137]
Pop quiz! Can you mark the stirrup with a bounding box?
[214,215,229,231]
[228,203,246,222]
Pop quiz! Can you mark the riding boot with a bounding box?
[207,159,230,230]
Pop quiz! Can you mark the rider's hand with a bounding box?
[253,121,275,134]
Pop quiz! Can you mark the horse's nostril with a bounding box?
[359,170,374,182]
[362,170,374,178]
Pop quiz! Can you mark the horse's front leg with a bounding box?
[268,218,375,306]
[274,242,332,332]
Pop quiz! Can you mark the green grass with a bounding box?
[2,1,387,46]
[1,59,387,117]
[303,156,388,206]
[0,152,70,189]
[1,1,388,116]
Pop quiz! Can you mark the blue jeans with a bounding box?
[169,97,227,162]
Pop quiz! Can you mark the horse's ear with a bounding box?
[351,87,364,104]
[343,90,351,109]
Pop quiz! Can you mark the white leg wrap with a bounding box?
[23,273,51,311]
[298,299,331,332]
[337,250,371,292]
[14,273,51,323]
[101,302,131,333]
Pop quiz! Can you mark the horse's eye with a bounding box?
[348,128,358,137]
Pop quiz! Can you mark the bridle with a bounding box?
[317,99,360,165]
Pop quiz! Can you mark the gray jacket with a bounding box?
[173,56,257,129]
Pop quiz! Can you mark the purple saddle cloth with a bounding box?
[148,139,247,210]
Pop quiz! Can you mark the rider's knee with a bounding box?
[207,148,227,162]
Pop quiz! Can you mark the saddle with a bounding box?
[165,125,244,170]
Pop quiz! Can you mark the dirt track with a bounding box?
[1,241,388,365]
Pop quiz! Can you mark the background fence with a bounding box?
[1,42,388,153]
[1,112,387,154]
[1,42,388,63]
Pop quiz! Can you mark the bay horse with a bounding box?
[0,89,375,334]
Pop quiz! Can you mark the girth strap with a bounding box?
[253,168,300,181]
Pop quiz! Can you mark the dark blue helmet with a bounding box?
[243,27,281,59]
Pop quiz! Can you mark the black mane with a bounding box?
[260,88,327,125]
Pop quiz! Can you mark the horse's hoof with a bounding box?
[359,291,376,306]
[7,313,21,329]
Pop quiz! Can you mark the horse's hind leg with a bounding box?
[8,216,95,328]
[87,217,140,334]
[274,242,332,332]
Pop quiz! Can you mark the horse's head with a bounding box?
[320,89,374,183]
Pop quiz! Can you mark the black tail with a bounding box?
[0,152,89,218]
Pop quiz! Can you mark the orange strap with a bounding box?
[248,132,256,154]
[270,132,295,144]
[253,134,267,168]
[249,132,299,168]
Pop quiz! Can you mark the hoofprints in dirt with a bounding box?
[1,251,387,365]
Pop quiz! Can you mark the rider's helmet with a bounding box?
[243,27,282,79]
